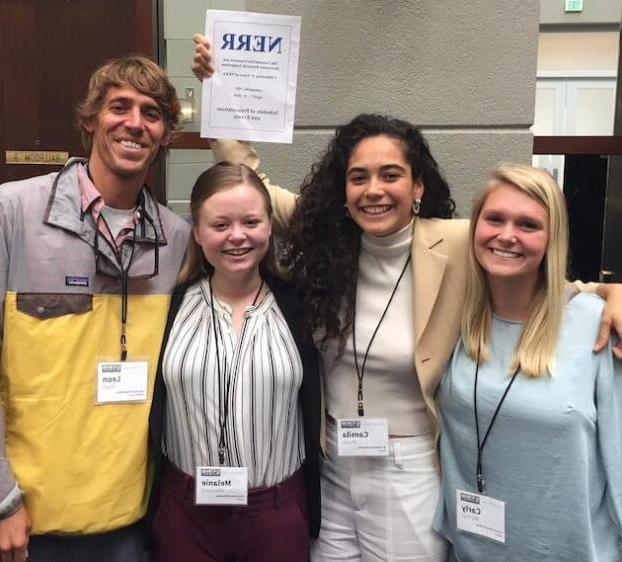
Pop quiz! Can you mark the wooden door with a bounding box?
[0,0,164,200]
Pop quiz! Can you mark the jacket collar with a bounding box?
[44,157,168,248]
[413,219,449,345]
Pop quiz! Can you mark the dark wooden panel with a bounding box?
[0,0,161,198]
[169,133,213,150]
[533,136,622,155]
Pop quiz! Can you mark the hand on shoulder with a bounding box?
[591,283,622,359]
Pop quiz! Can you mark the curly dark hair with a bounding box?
[282,113,456,354]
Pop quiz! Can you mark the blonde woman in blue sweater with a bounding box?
[435,164,622,560]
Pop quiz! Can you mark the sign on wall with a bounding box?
[565,0,583,12]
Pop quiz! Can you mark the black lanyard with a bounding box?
[209,276,264,466]
[93,206,159,361]
[85,163,159,361]
[352,254,411,417]
[473,354,520,493]
[95,212,137,361]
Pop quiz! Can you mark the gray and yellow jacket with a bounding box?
[0,158,190,534]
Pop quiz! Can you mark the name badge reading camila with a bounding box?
[96,361,149,403]
[336,418,389,457]
[195,466,248,506]
[456,489,505,544]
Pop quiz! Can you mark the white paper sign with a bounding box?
[96,361,148,403]
[195,466,248,506]
[337,418,389,457]
[201,10,301,143]
[456,489,505,544]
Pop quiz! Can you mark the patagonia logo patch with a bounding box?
[65,276,89,287]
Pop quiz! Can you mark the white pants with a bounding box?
[312,424,448,562]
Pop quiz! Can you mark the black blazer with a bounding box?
[148,272,322,538]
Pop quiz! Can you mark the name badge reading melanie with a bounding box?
[195,466,248,506]
[337,418,389,457]
[456,489,505,544]
[96,361,148,403]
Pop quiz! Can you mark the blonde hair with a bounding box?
[76,55,181,154]
[177,161,276,284]
[461,163,568,377]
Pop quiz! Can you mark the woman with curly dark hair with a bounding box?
[282,113,456,356]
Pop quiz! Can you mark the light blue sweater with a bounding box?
[434,293,622,561]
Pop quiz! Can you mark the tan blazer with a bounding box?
[412,217,469,430]
[213,140,470,435]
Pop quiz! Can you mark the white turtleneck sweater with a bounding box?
[322,220,430,436]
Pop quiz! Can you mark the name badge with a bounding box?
[96,361,149,403]
[336,418,389,457]
[456,489,505,544]
[195,466,248,506]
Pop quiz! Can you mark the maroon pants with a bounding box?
[151,461,310,562]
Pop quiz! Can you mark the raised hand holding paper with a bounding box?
[200,10,301,143]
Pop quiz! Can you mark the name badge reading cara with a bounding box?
[336,418,389,457]
[456,489,505,544]
[195,466,248,506]
[96,361,149,403]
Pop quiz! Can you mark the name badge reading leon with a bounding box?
[96,361,148,403]
[195,466,248,506]
[456,489,505,544]
[337,418,389,457]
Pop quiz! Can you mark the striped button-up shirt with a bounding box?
[162,278,305,487]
